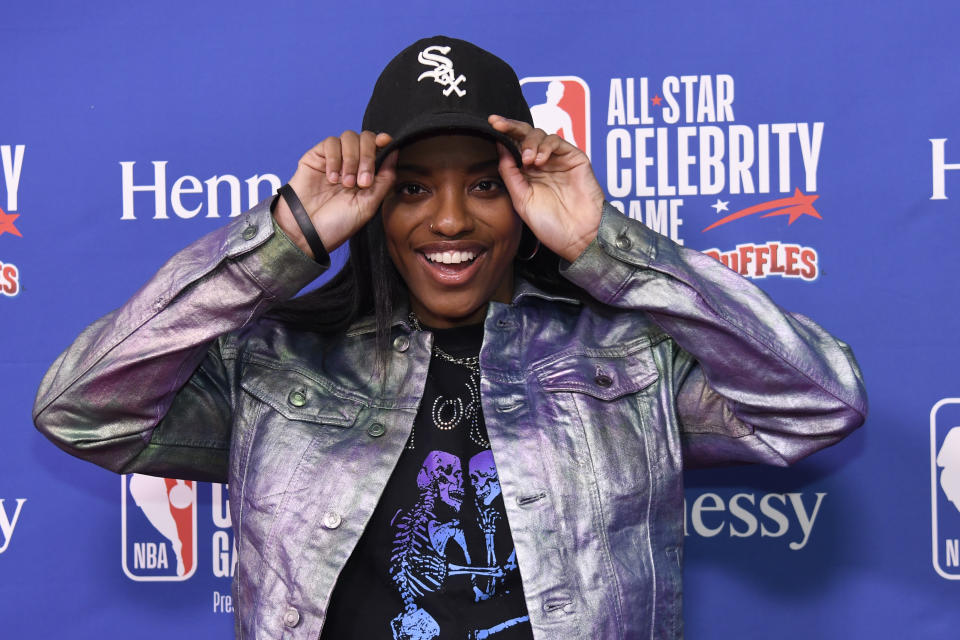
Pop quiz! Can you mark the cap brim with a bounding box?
[374,111,523,169]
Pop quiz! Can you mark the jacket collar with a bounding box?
[510,278,582,306]
[344,277,581,336]
[345,300,411,337]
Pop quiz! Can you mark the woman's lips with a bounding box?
[417,250,486,286]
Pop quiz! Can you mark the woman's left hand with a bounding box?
[489,114,605,263]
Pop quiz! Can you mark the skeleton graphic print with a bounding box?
[388,448,527,639]
[321,324,532,640]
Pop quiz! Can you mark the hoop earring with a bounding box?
[517,233,540,261]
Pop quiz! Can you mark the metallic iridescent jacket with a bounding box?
[34,200,867,640]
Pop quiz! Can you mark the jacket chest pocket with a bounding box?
[536,344,659,401]
[235,364,364,504]
[240,364,363,427]
[534,344,662,495]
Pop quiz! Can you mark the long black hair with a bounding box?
[265,210,582,357]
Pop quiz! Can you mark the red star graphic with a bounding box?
[702,188,822,232]
[651,94,663,106]
[0,207,22,238]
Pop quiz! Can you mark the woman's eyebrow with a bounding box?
[395,163,430,176]
[469,159,500,174]
[395,159,501,175]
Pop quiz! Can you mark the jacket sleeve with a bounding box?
[560,203,867,468]
[32,199,327,481]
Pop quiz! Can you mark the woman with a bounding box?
[34,36,866,640]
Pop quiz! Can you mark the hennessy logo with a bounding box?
[930,138,960,200]
[417,45,467,97]
[0,498,26,553]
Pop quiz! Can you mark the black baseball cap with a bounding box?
[362,36,533,166]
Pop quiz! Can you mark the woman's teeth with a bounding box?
[425,250,478,264]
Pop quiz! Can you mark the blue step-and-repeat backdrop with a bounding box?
[3,1,958,637]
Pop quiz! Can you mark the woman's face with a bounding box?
[381,134,522,328]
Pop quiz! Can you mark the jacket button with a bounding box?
[595,373,613,387]
[288,390,306,407]
[367,422,386,437]
[393,335,410,352]
[283,606,300,627]
[322,511,342,529]
[242,224,258,241]
[615,233,631,250]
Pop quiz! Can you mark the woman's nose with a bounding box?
[428,189,475,236]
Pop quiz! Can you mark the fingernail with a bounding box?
[522,149,534,162]
[328,171,339,183]
[359,171,372,187]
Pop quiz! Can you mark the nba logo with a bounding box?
[931,399,960,579]
[121,474,197,581]
[520,76,591,160]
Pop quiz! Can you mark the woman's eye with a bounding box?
[398,183,426,196]
[473,179,502,193]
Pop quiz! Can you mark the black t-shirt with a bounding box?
[321,323,533,639]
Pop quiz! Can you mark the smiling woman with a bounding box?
[33,35,867,640]
[382,135,522,327]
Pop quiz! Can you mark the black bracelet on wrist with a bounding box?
[277,183,331,267]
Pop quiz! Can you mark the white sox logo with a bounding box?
[417,45,466,97]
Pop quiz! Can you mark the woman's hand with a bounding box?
[274,131,398,256]
[489,115,604,263]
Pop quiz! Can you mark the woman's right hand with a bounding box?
[274,130,397,257]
